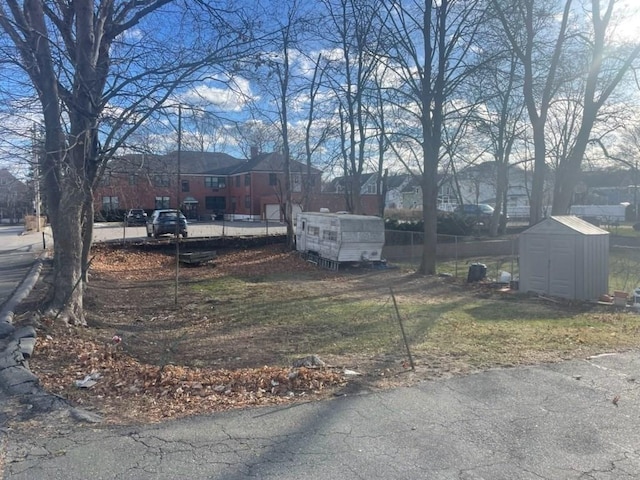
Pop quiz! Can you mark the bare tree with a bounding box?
[380,0,485,275]
[492,0,640,222]
[490,0,573,225]
[320,0,384,214]
[472,52,527,235]
[0,1,255,324]
[551,0,640,213]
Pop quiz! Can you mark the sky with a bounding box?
[1,0,640,181]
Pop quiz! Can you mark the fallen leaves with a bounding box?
[32,332,346,424]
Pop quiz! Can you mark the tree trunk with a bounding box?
[529,121,547,225]
[81,192,94,282]
[350,174,363,214]
[47,186,86,326]
[552,117,596,215]
[419,145,438,275]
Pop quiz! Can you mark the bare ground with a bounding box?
[12,243,605,425]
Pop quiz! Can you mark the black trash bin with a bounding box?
[467,263,487,283]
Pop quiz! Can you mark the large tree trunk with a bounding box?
[419,144,438,275]
[47,184,86,326]
[552,117,596,214]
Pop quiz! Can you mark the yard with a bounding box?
[16,242,640,425]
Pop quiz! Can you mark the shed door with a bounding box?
[297,218,307,252]
[526,235,576,299]
[548,236,576,299]
[526,236,549,294]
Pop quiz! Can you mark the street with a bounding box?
[3,352,640,479]
[93,219,287,243]
[0,226,46,310]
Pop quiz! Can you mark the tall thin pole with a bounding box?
[33,123,41,232]
[175,105,182,307]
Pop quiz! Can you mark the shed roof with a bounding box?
[523,215,609,236]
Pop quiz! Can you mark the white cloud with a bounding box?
[181,76,257,112]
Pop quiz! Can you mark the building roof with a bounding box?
[210,152,321,176]
[523,215,610,236]
[106,151,319,176]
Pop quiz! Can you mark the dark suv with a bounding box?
[454,204,505,227]
[146,209,188,238]
[125,208,147,226]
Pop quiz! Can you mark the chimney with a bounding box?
[250,146,258,159]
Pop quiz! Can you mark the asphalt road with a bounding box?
[0,226,46,310]
[3,351,640,479]
[94,219,286,243]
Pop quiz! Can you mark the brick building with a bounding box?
[94,150,349,221]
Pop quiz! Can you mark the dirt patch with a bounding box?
[17,245,443,424]
[14,243,632,425]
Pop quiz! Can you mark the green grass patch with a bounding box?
[187,270,640,372]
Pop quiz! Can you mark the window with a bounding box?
[205,176,226,189]
[365,183,377,194]
[244,174,251,186]
[244,195,251,209]
[128,174,138,186]
[235,176,240,187]
[182,180,190,192]
[153,174,170,187]
[269,173,278,186]
[308,226,320,236]
[155,196,170,209]
[102,196,118,210]
[323,230,337,241]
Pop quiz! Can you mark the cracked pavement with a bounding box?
[3,351,640,479]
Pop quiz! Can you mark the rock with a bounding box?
[292,355,326,368]
[0,322,15,339]
[13,325,36,339]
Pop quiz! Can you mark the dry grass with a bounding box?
[20,243,640,424]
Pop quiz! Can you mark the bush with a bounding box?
[385,212,476,236]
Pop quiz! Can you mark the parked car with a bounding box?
[454,204,507,227]
[124,208,147,226]
[146,209,188,238]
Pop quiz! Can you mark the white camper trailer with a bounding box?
[295,212,385,269]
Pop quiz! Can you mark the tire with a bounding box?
[153,228,159,239]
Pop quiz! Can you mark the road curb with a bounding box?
[0,253,46,397]
[0,252,46,325]
[0,251,73,415]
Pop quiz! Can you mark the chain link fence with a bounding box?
[383,229,519,281]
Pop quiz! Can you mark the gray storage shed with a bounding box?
[518,216,609,301]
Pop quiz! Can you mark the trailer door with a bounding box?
[297,217,307,252]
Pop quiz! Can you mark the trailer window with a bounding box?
[308,226,320,236]
[323,230,337,242]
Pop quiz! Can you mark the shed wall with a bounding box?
[519,218,609,301]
